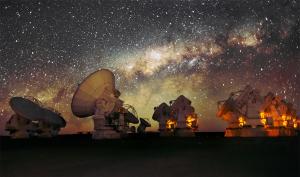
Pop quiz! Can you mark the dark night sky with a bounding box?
[0,0,299,134]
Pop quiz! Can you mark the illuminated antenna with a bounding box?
[71,69,132,139]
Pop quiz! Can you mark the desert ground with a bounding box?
[0,133,299,177]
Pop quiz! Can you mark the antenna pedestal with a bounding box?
[176,120,187,129]
[158,118,172,136]
[174,115,195,137]
[159,121,166,130]
[137,125,146,133]
[159,125,173,136]
[5,115,31,139]
[92,114,120,139]
[50,128,60,136]
[137,118,151,134]
[37,122,53,138]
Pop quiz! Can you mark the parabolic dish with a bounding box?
[71,69,116,118]
[43,108,66,127]
[140,118,151,127]
[152,103,170,121]
[124,112,139,124]
[9,97,44,121]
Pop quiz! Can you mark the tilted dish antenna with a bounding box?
[71,69,119,118]
[71,69,123,139]
[9,97,66,138]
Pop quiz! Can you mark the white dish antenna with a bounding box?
[71,69,144,139]
[71,69,118,118]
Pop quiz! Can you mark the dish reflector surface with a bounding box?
[43,108,66,127]
[9,97,44,121]
[71,69,116,118]
[152,103,170,121]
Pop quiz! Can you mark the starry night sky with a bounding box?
[0,0,299,134]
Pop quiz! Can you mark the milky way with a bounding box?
[0,0,300,134]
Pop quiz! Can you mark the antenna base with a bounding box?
[92,130,121,139]
[92,114,121,139]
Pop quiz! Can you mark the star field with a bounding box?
[0,0,299,134]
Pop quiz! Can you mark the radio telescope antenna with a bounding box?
[152,95,198,137]
[7,96,66,138]
[71,69,124,139]
[71,69,118,118]
[6,97,44,139]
